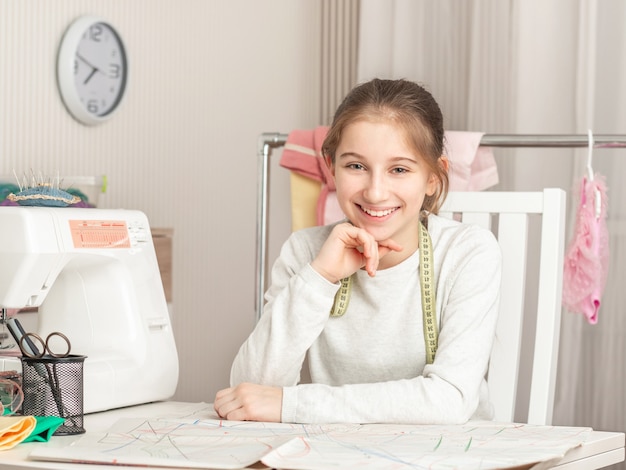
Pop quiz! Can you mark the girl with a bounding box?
[214,78,502,424]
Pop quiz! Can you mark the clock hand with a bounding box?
[76,53,105,84]
[76,53,100,72]
[83,68,98,84]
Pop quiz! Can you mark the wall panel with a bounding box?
[0,0,322,402]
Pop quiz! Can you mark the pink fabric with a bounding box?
[280,127,335,225]
[280,127,499,225]
[562,175,609,324]
[445,131,499,191]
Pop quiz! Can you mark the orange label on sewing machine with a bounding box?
[69,220,131,249]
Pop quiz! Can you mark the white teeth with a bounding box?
[362,207,395,217]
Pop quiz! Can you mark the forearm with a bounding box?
[231,264,338,386]
[281,375,484,424]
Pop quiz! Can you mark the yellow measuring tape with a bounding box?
[329,220,438,364]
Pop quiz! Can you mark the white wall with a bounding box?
[0,0,320,401]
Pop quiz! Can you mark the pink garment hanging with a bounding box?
[280,126,335,225]
[444,131,499,191]
[562,174,609,324]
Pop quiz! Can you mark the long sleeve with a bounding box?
[231,216,502,425]
[230,225,340,386]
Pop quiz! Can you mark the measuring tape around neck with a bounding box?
[329,220,438,364]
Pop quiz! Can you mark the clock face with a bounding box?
[58,17,128,125]
[74,22,127,117]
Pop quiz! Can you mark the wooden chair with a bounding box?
[439,189,567,425]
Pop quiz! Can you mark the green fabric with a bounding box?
[22,416,65,443]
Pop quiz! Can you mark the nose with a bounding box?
[363,171,389,203]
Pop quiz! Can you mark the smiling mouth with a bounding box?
[359,205,398,217]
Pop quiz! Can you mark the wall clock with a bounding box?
[57,16,128,126]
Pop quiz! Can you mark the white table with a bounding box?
[0,402,623,470]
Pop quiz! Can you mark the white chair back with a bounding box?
[440,188,567,425]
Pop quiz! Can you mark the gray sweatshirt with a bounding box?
[231,214,502,424]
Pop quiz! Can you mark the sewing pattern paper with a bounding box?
[29,406,591,469]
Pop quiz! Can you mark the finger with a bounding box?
[362,236,405,276]
[214,387,237,418]
[214,386,234,403]
[360,236,380,277]
[346,229,376,275]
[377,238,403,252]
[376,238,404,260]
[216,400,242,420]
[365,249,378,277]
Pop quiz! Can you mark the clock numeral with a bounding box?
[87,99,100,114]
[88,24,103,42]
[109,64,121,79]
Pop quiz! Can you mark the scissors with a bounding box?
[18,331,72,359]
[6,317,72,358]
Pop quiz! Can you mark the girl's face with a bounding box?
[331,119,438,263]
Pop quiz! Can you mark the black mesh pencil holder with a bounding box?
[20,355,86,435]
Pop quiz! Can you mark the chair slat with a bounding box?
[527,188,566,425]
[488,213,529,422]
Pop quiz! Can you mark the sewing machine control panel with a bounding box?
[69,218,149,249]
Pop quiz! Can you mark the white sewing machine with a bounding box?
[0,206,179,413]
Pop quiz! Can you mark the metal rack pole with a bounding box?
[480,134,626,148]
[255,133,289,320]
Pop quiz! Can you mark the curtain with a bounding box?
[560,0,626,434]
[320,0,360,125]
[358,0,626,459]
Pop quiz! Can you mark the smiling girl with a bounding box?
[214,78,502,424]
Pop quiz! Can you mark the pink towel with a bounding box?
[280,127,499,225]
[562,175,609,324]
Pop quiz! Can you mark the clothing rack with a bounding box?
[255,133,626,320]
